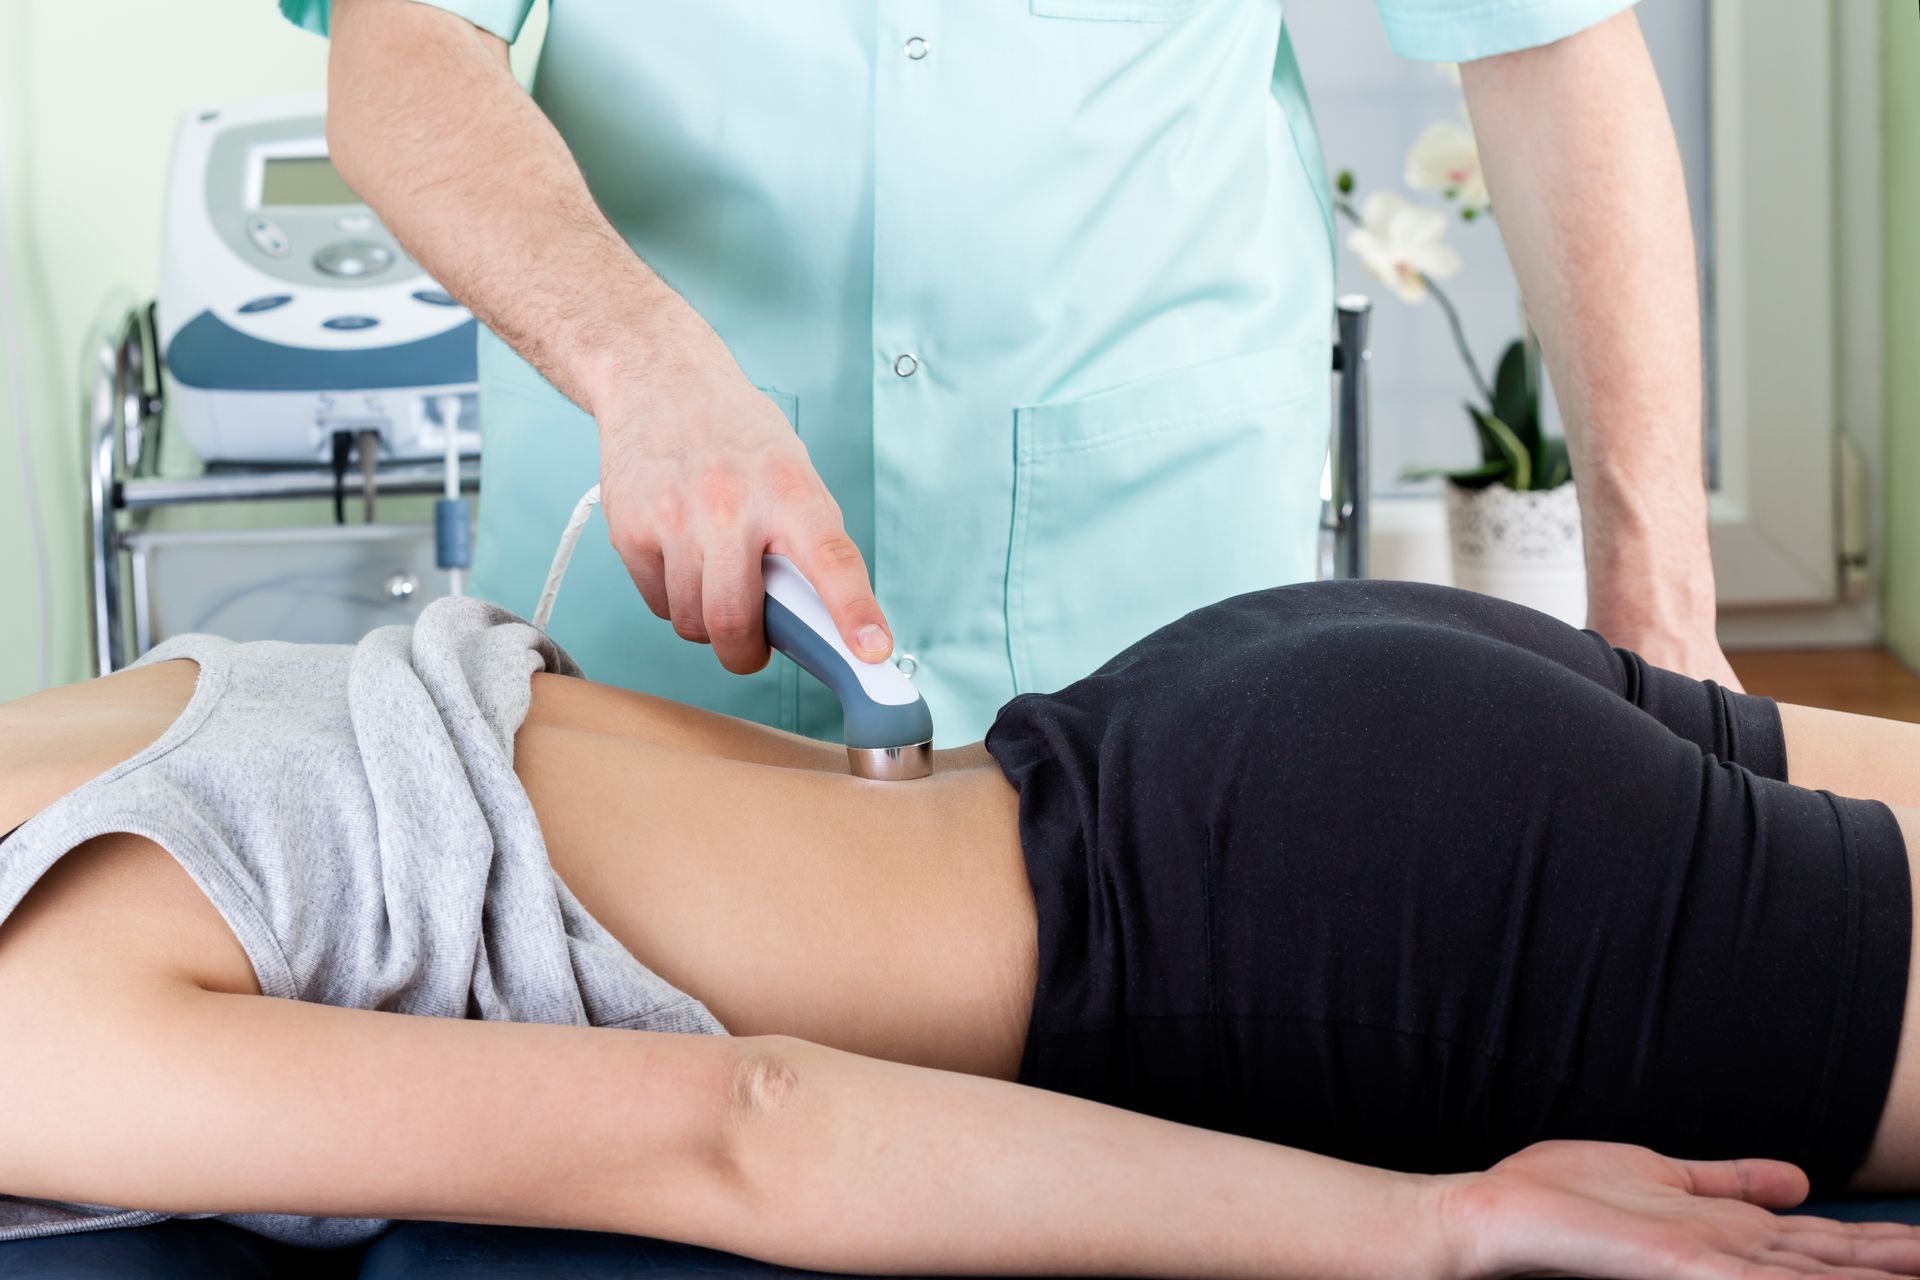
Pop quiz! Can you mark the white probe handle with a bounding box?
[761,555,920,707]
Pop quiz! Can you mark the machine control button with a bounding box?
[335,212,375,232]
[905,36,930,60]
[237,294,294,314]
[893,653,919,679]
[385,572,418,602]
[893,353,919,378]
[246,215,290,258]
[313,239,395,278]
[411,288,460,307]
[322,315,381,331]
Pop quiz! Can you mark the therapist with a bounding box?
[287,0,1733,745]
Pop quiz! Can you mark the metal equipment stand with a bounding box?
[85,301,479,674]
[1327,295,1373,582]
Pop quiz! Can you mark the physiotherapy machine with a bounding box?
[89,94,482,674]
[157,92,480,465]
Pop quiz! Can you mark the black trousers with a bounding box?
[987,580,1911,1190]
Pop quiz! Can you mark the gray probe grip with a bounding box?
[763,568,934,752]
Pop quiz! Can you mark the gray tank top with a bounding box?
[0,596,723,1247]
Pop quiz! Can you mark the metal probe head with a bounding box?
[847,742,934,782]
[760,555,936,782]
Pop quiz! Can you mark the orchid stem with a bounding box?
[1424,277,1493,405]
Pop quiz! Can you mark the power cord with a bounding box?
[329,429,353,524]
[434,395,470,596]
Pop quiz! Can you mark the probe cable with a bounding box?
[532,484,601,632]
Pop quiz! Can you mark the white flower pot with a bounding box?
[1444,480,1587,627]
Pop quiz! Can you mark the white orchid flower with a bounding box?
[1405,120,1489,214]
[1344,191,1461,305]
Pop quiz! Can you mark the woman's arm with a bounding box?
[2,946,1429,1276]
[5,962,1911,1278]
[6,840,1913,1279]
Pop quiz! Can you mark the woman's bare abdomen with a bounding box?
[0,662,1037,1080]
[514,672,1038,1079]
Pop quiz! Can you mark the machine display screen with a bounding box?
[259,156,359,207]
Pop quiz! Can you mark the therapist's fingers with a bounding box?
[609,520,671,621]
[703,532,771,675]
[663,541,710,645]
[776,509,891,663]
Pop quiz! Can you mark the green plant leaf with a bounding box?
[1492,341,1540,454]
[1401,459,1509,488]
[1536,435,1573,490]
[1467,406,1531,491]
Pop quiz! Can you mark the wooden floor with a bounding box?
[1729,649,1920,723]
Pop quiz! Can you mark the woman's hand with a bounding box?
[1439,1139,1920,1279]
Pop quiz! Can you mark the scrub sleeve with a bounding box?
[278,0,534,40]
[1376,0,1643,61]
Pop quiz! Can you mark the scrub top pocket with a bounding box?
[1007,343,1328,696]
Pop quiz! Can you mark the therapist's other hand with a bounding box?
[1441,1139,1920,1280]
[1589,596,1743,692]
[599,362,891,675]
[1607,622,1744,693]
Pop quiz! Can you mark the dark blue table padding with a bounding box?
[355,1213,1920,1279]
[10,1208,1920,1278]
[357,1223,854,1279]
[0,1218,364,1279]
[1798,1198,1920,1225]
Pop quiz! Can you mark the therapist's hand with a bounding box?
[1589,601,1744,692]
[597,347,892,675]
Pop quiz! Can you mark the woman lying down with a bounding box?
[6,578,1920,1280]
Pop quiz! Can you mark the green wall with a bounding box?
[1887,1,1920,664]
[0,2,330,700]
[0,2,545,700]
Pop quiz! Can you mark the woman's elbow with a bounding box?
[612,1033,824,1251]
[711,1036,815,1199]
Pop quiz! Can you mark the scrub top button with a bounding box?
[893,353,919,378]
[894,653,918,679]
[904,36,930,60]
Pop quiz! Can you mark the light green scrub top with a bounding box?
[283,0,1635,745]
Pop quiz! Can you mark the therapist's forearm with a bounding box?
[1461,13,1731,684]
[324,0,697,421]
[325,0,893,666]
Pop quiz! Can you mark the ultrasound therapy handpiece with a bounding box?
[762,555,934,781]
